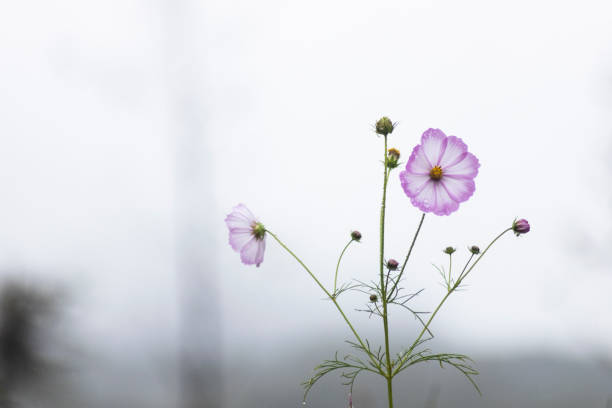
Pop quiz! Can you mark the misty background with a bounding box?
[1,0,612,407]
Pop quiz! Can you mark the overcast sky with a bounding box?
[1,0,612,375]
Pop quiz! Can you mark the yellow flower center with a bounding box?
[429,165,443,180]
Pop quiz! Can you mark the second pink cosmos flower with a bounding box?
[399,128,479,216]
[225,203,266,267]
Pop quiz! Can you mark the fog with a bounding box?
[1,0,611,406]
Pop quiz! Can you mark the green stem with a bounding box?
[334,239,354,294]
[456,228,512,285]
[266,230,383,373]
[389,213,426,300]
[457,253,475,284]
[448,253,453,285]
[386,376,394,408]
[378,136,394,408]
[394,227,513,375]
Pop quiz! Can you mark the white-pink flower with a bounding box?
[225,204,266,267]
[399,128,479,216]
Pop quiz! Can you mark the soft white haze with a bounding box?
[1,0,612,394]
[209,0,612,359]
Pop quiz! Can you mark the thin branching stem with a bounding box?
[448,253,453,284]
[456,228,512,285]
[394,227,513,374]
[266,230,383,373]
[457,253,475,283]
[334,238,355,294]
[389,213,426,299]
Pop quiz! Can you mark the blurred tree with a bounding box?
[0,280,56,407]
[161,1,222,407]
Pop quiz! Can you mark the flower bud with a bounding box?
[351,230,362,241]
[375,116,394,136]
[468,245,480,255]
[386,259,399,270]
[369,294,378,302]
[386,148,401,168]
[443,246,456,255]
[512,218,530,236]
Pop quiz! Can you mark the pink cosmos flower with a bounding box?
[399,128,479,216]
[225,204,266,267]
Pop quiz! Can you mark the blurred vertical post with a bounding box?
[162,1,222,408]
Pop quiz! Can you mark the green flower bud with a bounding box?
[351,231,362,241]
[386,148,401,168]
[469,245,480,255]
[375,117,394,136]
[369,294,378,302]
[443,246,456,255]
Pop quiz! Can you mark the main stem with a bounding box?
[379,136,394,408]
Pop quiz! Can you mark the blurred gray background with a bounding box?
[1,0,611,407]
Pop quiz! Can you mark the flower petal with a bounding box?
[225,203,256,230]
[440,176,475,203]
[399,170,430,197]
[421,128,448,166]
[233,203,256,219]
[240,236,265,266]
[444,152,480,179]
[408,180,462,216]
[228,227,253,252]
[432,182,459,216]
[439,136,468,168]
[254,236,266,267]
[410,179,437,213]
[405,144,432,175]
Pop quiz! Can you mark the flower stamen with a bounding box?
[429,165,443,180]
